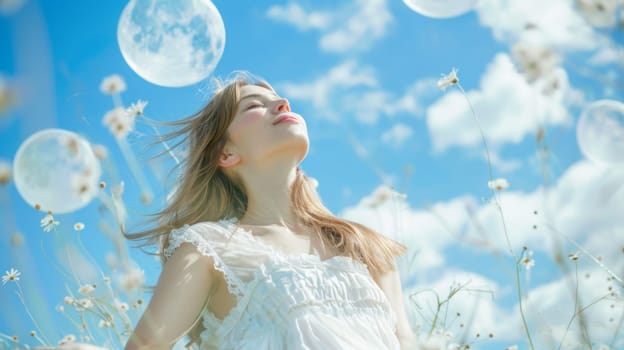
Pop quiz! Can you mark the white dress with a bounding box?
[164,218,400,350]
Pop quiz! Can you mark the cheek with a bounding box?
[229,111,265,139]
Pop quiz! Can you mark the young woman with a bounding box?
[124,73,415,349]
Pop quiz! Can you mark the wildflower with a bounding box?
[568,252,579,261]
[78,284,95,295]
[488,178,509,191]
[77,298,94,310]
[103,276,110,284]
[30,331,35,337]
[12,335,18,343]
[100,74,126,95]
[114,298,129,312]
[2,268,21,285]
[63,296,75,304]
[362,185,407,208]
[102,107,135,139]
[74,222,85,231]
[437,68,459,90]
[0,160,11,185]
[91,144,108,160]
[98,319,111,328]
[58,334,76,345]
[56,305,64,312]
[576,0,619,27]
[118,267,145,292]
[0,76,17,114]
[10,232,24,247]
[127,100,148,116]
[521,250,535,270]
[40,214,60,232]
[511,42,560,83]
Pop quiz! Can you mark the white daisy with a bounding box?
[127,100,148,116]
[99,74,126,95]
[40,214,60,232]
[2,268,21,285]
[102,106,135,139]
[74,222,85,231]
[78,284,95,295]
[488,178,510,191]
[437,68,459,90]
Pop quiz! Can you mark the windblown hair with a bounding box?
[125,72,406,347]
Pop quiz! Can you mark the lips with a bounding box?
[273,114,300,125]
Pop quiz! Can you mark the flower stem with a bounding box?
[15,282,50,345]
[455,83,535,349]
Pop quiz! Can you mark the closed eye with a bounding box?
[246,102,264,110]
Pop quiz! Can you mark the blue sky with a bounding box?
[1,0,623,349]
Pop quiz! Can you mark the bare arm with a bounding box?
[125,242,218,350]
[373,261,417,349]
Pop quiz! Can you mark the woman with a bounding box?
[124,73,415,349]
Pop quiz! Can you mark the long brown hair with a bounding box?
[125,72,406,347]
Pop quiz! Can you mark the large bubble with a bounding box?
[402,0,478,19]
[117,0,226,87]
[577,99,624,165]
[13,129,102,214]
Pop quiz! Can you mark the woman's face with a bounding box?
[225,84,309,165]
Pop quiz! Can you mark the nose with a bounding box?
[273,98,291,113]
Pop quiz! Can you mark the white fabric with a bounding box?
[165,218,400,350]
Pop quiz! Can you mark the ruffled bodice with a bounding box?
[164,219,400,350]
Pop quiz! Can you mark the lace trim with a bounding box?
[220,217,369,273]
[165,224,244,297]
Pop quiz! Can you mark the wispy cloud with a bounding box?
[381,123,414,148]
[266,0,393,53]
[279,60,436,123]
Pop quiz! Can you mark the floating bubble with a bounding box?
[402,0,477,19]
[117,0,226,87]
[13,129,102,214]
[577,99,624,164]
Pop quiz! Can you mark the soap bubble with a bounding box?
[402,0,477,19]
[577,99,624,165]
[13,129,102,213]
[117,0,226,87]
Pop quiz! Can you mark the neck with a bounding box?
[236,157,302,228]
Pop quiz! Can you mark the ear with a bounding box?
[217,150,240,168]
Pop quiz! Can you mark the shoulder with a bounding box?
[164,219,234,259]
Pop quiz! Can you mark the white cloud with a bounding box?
[475,0,609,51]
[427,53,577,153]
[319,0,393,53]
[265,3,332,31]
[381,123,414,148]
[266,0,393,53]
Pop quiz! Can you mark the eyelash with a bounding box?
[246,103,264,110]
